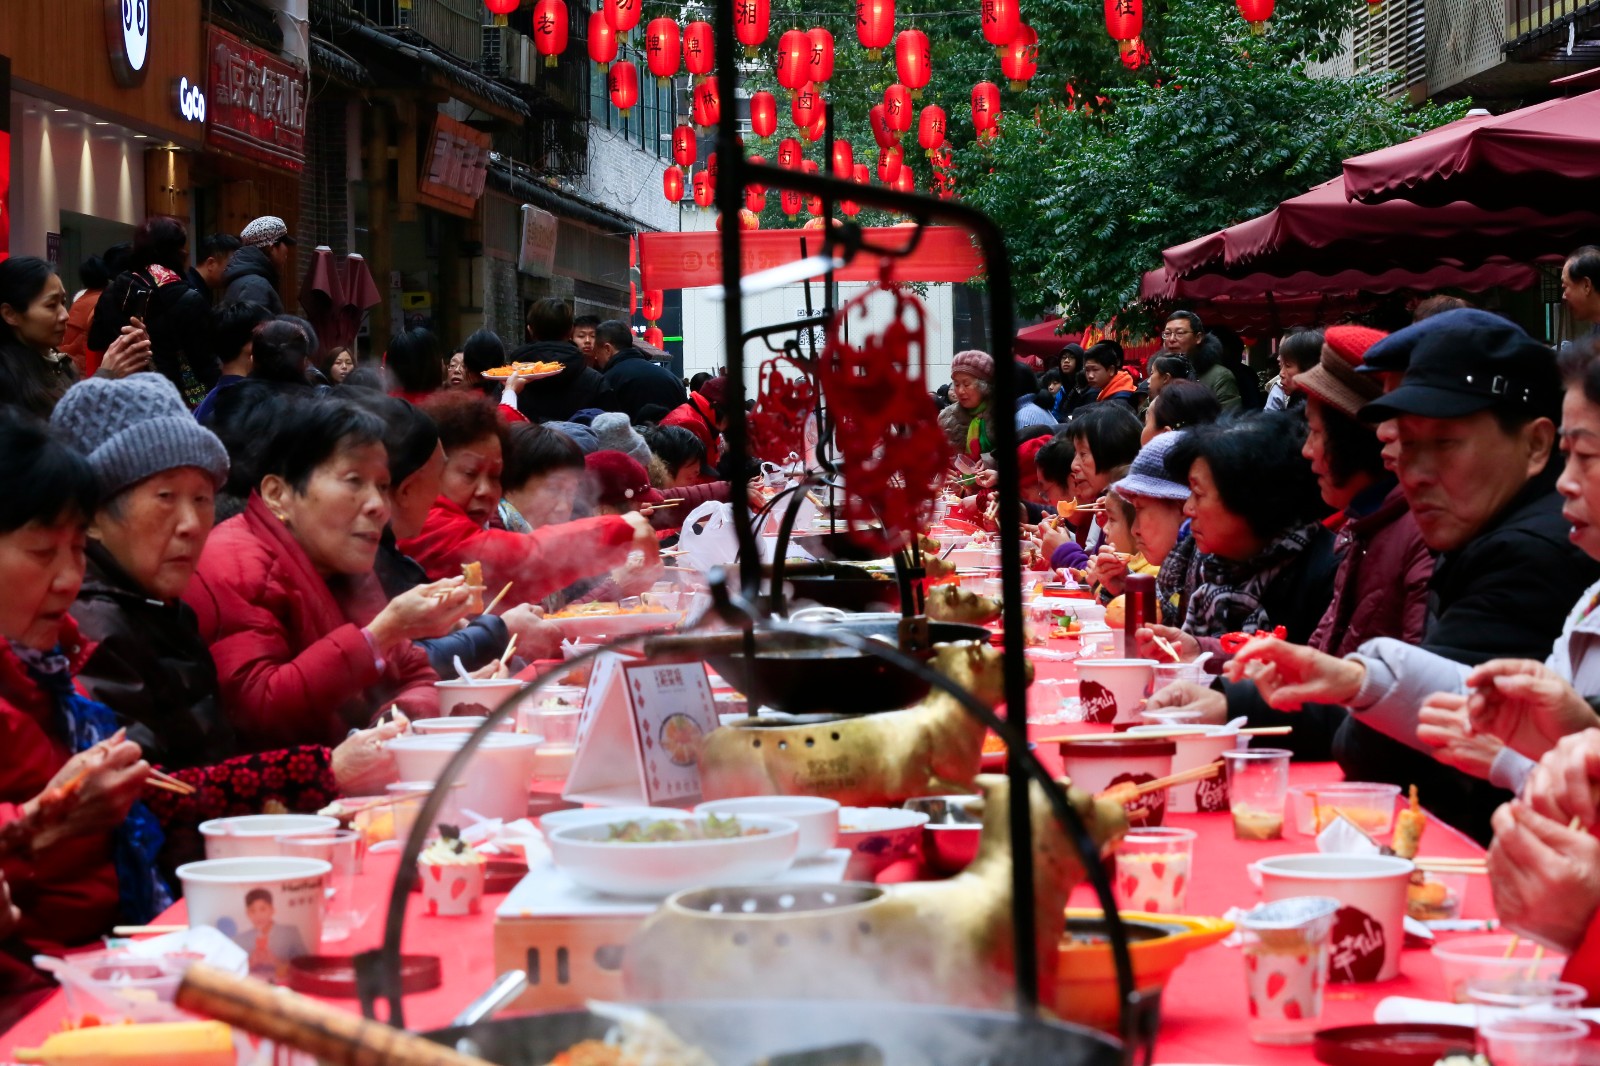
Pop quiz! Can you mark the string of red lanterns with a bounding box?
[644,18,680,84]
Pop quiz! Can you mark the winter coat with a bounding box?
[1197,362,1242,412]
[71,543,237,771]
[660,393,722,457]
[220,247,285,315]
[648,480,732,534]
[597,348,686,421]
[183,494,440,753]
[1015,396,1058,432]
[373,534,510,676]
[60,289,103,375]
[938,399,999,459]
[396,495,639,611]
[1094,369,1139,409]
[513,340,605,423]
[89,266,219,403]
[1183,521,1338,648]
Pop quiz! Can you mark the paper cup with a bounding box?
[1238,896,1341,1044]
[387,732,543,823]
[418,859,486,917]
[177,857,330,984]
[1128,725,1243,813]
[199,814,341,860]
[1074,659,1158,728]
[433,678,526,719]
[1255,853,1413,983]
[1058,735,1176,826]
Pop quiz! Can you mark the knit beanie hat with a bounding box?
[590,412,652,468]
[544,420,600,454]
[1296,325,1389,419]
[951,350,995,383]
[585,450,664,509]
[51,375,230,497]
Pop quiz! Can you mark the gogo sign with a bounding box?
[174,77,207,123]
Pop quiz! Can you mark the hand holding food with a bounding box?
[1090,547,1130,596]
[1134,624,1198,664]
[1522,730,1600,830]
[331,714,409,796]
[499,602,564,661]
[367,577,474,648]
[1464,658,1599,761]
[1392,785,1428,859]
[1140,680,1227,723]
[1222,638,1364,710]
[1416,692,1502,781]
[925,582,1001,625]
[1487,799,1600,955]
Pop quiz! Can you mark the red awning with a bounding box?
[1141,259,1542,304]
[1014,317,1074,360]
[638,226,985,290]
[1341,90,1600,211]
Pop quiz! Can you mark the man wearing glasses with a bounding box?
[1164,309,1241,412]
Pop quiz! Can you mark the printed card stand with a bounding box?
[563,652,721,807]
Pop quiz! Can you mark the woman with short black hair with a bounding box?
[385,327,446,403]
[1143,378,1223,445]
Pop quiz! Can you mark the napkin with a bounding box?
[122,925,249,975]
[1317,812,1382,855]
[1375,996,1600,1026]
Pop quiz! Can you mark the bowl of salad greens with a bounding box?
[546,813,801,898]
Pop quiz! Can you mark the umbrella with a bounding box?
[1342,89,1600,212]
[298,246,346,358]
[333,253,383,354]
[1140,257,1543,304]
[1014,318,1074,361]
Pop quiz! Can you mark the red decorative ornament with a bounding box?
[692,76,720,129]
[671,124,696,169]
[746,155,768,196]
[750,91,778,138]
[917,105,946,154]
[777,29,810,91]
[692,168,714,208]
[587,11,618,70]
[644,326,665,348]
[781,189,804,216]
[733,0,770,56]
[644,19,680,84]
[832,139,853,177]
[1236,0,1274,32]
[749,356,816,463]
[882,83,913,132]
[893,167,915,194]
[792,82,822,128]
[739,208,763,230]
[1000,23,1037,91]
[608,61,639,116]
[895,29,931,99]
[777,137,802,168]
[485,0,520,18]
[683,20,714,75]
[531,0,567,66]
[802,120,825,143]
[1121,37,1150,68]
[706,152,719,182]
[970,81,1000,133]
[1104,0,1143,50]
[868,104,897,150]
[980,0,1020,56]
[806,27,835,84]
[629,282,637,316]
[642,289,664,321]
[856,0,895,60]
[663,167,685,202]
[877,144,904,184]
[602,0,638,35]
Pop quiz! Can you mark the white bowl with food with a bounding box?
[695,796,840,858]
[546,813,801,897]
[386,732,542,823]
[547,604,684,641]
[200,814,341,860]
[836,806,930,879]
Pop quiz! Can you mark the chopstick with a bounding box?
[1039,725,1293,744]
[149,767,195,795]
[498,635,519,667]
[1098,762,1222,805]
[649,501,683,510]
[335,782,466,817]
[1504,815,1583,960]
[1152,635,1181,663]
[112,925,188,936]
[1410,856,1487,867]
[145,775,195,797]
[483,581,513,616]
[1413,861,1487,875]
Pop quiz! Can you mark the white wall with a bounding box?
[11,100,145,259]
[581,126,679,234]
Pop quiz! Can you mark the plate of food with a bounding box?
[546,601,683,639]
[480,360,565,380]
[545,813,800,897]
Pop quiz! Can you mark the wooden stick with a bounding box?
[498,634,518,667]
[1413,862,1487,875]
[649,500,683,510]
[1411,856,1489,867]
[1131,761,1223,797]
[483,581,513,616]
[145,776,194,796]
[113,924,189,936]
[1152,635,1181,663]
[1040,725,1292,744]
[148,767,196,795]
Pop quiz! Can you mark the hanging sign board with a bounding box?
[206,28,307,172]
[518,204,559,277]
[417,113,492,219]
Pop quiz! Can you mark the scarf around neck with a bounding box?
[965,399,992,458]
[1183,521,1321,637]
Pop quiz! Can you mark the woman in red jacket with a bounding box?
[185,397,466,752]
[397,393,657,609]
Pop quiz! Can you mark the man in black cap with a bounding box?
[1211,309,1600,842]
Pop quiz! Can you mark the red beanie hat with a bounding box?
[585,450,664,510]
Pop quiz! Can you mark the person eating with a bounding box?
[1100,431,1192,625]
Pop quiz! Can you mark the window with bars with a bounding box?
[588,59,674,159]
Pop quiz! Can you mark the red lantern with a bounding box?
[832,139,853,177]
[781,189,804,215]
[841,197,861,217]
[868,104,897,150]
[738,209,762,230]
[1120,37,1149,68]
[856,0,895,60]
[980,0,1020,55]
[917,105,946,154]
[644,326,665,347]
[692,168,714,208]
[642,289,664,321]
[672,125,696,169]
[683,20,714,75]
[802,160,822,216]
[486,0,519,19]
[692,76,720,129]
[587,11,617,69]
[878,144,904,183]
[777,29,809,91]
[792,83,821,128]
[882,83,913,132]
[706,152,719,182]
[745,155,767,196]
[608,61,639,116]
[893,167,915,194]
[750,91,778,139]
[895,29,930,98]
[777,137,802,168]
[629,282,637,315]
[733,0,770,56]
[970,81,1000,133]
[803,120,824,143]
[746,188,767,213]
[644,19,680,84]
[662,167,684,202]
[602,0,638,35]
[1104,0,1143,50]
[1236,0,1273,32]
[1000,24,1037,91]
[806,27,835,84]
[531,0,567,66]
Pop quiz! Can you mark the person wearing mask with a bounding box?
[1220,311,1600,842]
[194,303,272,425]
[1165,311,1240,412]
[1080,341,1137,408]
[60,256,111,376]
[594,320,686,419]
[659,374,729,459]
[1142,378,1223,446]
[187,234,242,304]
[385,327,445,404]
[222,217,295,315]
[572,314,601,367]
[513,300,603,423]
[1264,328,1323,411]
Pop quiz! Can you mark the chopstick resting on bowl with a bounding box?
[1097,762,1221,807]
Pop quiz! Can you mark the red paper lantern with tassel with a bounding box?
[792,82,822,128]
[832,139,853,177]
[671,124,696,168]
[802,120,824,142]
[602,0,638,35]
[806,28,835,84]
[893,167,915,194]
[882,83,913,132]
[1103,0,1142,51]
[644,19,680,84]
[1236,0,1273,32]
[781,188,804,215]
[917,105,946,154]
[878,144,904,183]
[1121,37,1150,68]
[738,208,762,230]
[868,103,897,150]
[970,81,1000,133]
[746,188,767,213]
[486,0,519,19]
[608,61,639,116]
[856,0,895,59]
[642,289,663,321]
[587,11,617,70]
[692,168,714,208]
[777,137,802,168]
[733,0,770,56]
[777,30,810,91]
[692,76,720,129]
[895,29,930,99]
[1000,24,1037,91]
[531,0,567,66]
[980,0,1020,56]
[750,91,778,138]
[683,20,713,75]
[645,326,665,347]
[662,167,684,202]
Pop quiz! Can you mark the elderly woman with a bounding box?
[185,396,465,751]
[939,350,999,461]
[397,392,657,609]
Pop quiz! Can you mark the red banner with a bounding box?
[206,28,307,173]
[638,226,985,290]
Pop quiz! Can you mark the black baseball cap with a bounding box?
[1358,309,1559,423]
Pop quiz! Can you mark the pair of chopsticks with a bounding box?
[1039,725,1293,744]
[146,768,195,796]
[1413,859,1487,876]
[1501,815,1583,969]
[1151,635,1182,662]
[435,579,516,617]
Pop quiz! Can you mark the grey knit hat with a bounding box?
[51,375,230,497]
[589,412,652,468]
[544,420,600,455]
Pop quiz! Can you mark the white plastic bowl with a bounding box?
[434,679,526,719]
[199,814,341,860]
[696,796,840,858]
[547,814,800,897]
[386,732,542,823]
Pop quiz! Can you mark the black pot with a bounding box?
[772,563,901,613]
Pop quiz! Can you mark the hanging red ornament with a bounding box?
[856,0,895,60]
[917,105,946,154]
[777,29,810,91]
[486,0,519,21]
[847,163,868,212]
[642,289,664,321]
[739,208,762,230]
[980,0,1020,56]
[629,282,637,316]
[608,61,639,116]
[893,167,915,194]
[644,19,681,84]
[662,167,684,202]
[733,0,771,56]
[877,144,904,184]
[531,0,567,66]
[1103,0,1143,51]
[882,83,913,132]
[692,76,720,129]
[706,152,719,182]
[781,189,804,215]
[1000,23,1037,91]
[746,155,768,196]
[792,82,822,128]
[602,0,638,35]
[683,20,713,75]
[806,27,835,84]
[868,104,897,150]
[671,124,696,169]
[895,29,931,99]
[692,168,714,208]
[750,91,778,139]
[748,356,816,463]
[587,11,618,70]
[841,198,861,218]
[970,81,1000,133]
[777,137,802,168]
[1235,0,1273,32]
[644,326,665,347]
[832,139,854,177]
[1120,37,1149,67]
[803,120,825,143]
[801,159,822,216]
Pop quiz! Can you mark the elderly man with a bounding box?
[1213,310,1600,842]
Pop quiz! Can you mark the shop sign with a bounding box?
[205,28,306,173]
[416,114,491,219]
[106,0,151,88]
[518,205,559,277]
[174,76,207,124]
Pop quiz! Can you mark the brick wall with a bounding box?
[580,126,680,234]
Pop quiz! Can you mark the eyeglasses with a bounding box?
[1162,329,1193,339]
